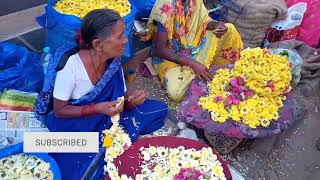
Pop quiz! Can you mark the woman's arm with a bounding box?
[154,24,212,81]
[53,98,94,118]
[123,90,147,111]
[53,98,123,118]
[154,31,194,67]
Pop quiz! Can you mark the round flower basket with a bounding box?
[104,136,232,180]
[0,143,62,180]
[177,64,295,140]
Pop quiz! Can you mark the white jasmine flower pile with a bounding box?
[135,146,226,180]
[0,154,53,180]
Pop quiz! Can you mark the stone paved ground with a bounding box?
[126,66,320,180]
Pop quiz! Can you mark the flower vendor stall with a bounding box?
[36,0,138,64]
[177,48,295,141]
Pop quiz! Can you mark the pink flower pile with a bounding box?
[214,77,254,108]
[174,168,203,180]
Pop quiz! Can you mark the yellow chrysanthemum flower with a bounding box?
[54,0,131,18]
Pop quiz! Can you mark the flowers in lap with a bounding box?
[54,0,131,18]
[199,48,292,129]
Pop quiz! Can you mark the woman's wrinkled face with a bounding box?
[99,20,128,58]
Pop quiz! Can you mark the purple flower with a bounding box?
[233,98,241,105]
[244,90,254,98]
[174,168,203,180]
[232,86,242,93]
[227,94,241,105]
[267,81,275,91]
[230,77,239,87]
[230,77,245,88]
[214,96,224,102]
[236,77,245,86]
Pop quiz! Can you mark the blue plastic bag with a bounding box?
[132,0,156,18]
[35,45,79,122]
[36,0,137,63]
[0,43,44,93]
[0,143,62,180]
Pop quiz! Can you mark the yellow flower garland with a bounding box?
[199,48,292,129]
[54,0,131,18]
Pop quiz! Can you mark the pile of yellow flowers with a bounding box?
[199,48,292,129]
[54,0,131,18]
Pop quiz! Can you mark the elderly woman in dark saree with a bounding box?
[35,9,168,179]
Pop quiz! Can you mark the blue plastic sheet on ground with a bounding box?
[36,0,137,64]
[0,43,44,93]
[0,143,62,180]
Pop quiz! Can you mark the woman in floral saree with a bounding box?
[35,9,167,179]
[148,0,243,102]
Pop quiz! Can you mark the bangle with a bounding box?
[81,104,96,116]
[175,54,180,64]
